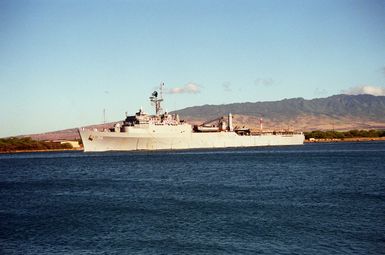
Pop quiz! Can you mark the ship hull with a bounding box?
[79,128,305,152]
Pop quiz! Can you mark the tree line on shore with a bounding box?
[0,137,73,152]
[304,130,385,140]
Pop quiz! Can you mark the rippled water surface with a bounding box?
[1,142,384,254]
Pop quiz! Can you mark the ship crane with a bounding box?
[195,113,234,132]
[201,116,225,126]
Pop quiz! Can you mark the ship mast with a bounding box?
[149,82,164,115]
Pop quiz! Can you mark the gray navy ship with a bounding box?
[79,84,304,152]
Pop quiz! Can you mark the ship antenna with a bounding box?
[149,82,164,115]
[160,82,164,100]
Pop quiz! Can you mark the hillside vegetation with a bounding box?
[304,130,385,140]
[0,137,73,152]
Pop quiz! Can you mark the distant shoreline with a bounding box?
[0,148,83,154]
[305,137,385,143]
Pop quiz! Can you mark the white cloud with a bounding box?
[342,85,385,96]
[254,78,274,87]
[167,82,201,94]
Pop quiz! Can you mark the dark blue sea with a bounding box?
[1,142,384,254]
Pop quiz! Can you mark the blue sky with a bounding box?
[1,0,384,137]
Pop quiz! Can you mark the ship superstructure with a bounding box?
[79,84,304,152]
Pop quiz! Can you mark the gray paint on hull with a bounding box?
[79,128,304,152]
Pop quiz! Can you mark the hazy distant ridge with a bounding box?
[174,94,385,121]
[23,94,385,140]
[173,94,385,130]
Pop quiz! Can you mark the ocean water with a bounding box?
[0,142,384,255]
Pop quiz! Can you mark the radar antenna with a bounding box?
[149,82,164,115]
